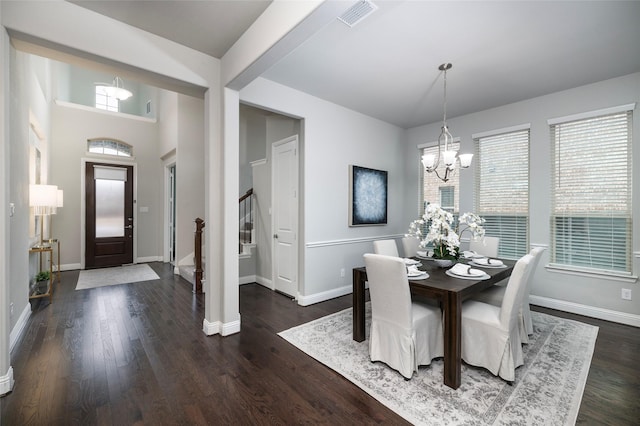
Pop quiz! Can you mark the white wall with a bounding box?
[175,94,205,267]
[241,77,406,303]
[8,49,33,337]
[158,91,178,158]
[404,73,640,324]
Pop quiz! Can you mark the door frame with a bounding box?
[271,135,299,298]
[163,154,177,271]
[80,157,137,270]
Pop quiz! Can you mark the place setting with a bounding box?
[415,250,434,260]
[468,257,507,268]
[406,264,429,280]
[445,262,490,280]
[403,257,421,267]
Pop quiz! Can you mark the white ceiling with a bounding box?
[70,0,640,129]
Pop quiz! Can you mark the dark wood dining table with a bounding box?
[352,257,515,389]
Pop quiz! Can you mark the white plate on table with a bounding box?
[469,260,507,269]
[404,258,422,266]
[407,271,429,279]
[462,251,486,259]
[445,270,490,280]
[416,251,433,260]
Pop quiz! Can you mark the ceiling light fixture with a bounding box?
[421,63,473,182]
[96,76,133,101]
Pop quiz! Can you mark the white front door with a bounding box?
[272,135,298,297]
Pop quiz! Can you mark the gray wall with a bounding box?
[241,77,407,304]
[50,101,162,266]
[404,73,640,321]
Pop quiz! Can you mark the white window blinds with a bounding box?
[550,108,633,273]
[474,128,530,259]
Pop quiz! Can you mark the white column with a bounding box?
[0,23,15,396]
[221,87,241,335]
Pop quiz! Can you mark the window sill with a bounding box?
[545,263,638,283]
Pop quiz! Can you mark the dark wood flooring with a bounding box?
[1,262,638,425]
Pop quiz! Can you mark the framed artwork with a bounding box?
[349,165,388,226]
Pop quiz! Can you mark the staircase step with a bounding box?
[178,264,196,285]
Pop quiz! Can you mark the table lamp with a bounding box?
[29,184,57,247]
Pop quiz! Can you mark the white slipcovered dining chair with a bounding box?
[469,247,544,343]
[401,236,420,258]
[461,253,535,382]
[373,239,399,257]
[363,253,444,379]
[469,236,500,258]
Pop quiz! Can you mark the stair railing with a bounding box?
[194,217,205,294]
[239,188,254,253]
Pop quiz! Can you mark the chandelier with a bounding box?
[96,76,133,101]
[421,63,473,182]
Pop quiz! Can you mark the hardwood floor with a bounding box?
[1,262,638,425]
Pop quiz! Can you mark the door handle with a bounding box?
[273,234,278,239]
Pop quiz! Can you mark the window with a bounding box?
[420,141,460,215]
[87,138,132,157]
[439,186,455,212]
[95,86,119,112]
[474,127,530,259]
[549,106,633,274]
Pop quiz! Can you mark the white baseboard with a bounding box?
[0,366,14,396]
[137,256,162,263]
[297,284,353,306]
[61,263,81,271]
[239,275,256,285]
[221,317,241,336]
[202,318,221,335]
[202,317,241,336]
[530,295,640,328]
[10,303,31,353]
[256,276,274,290]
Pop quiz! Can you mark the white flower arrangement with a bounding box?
[406,204,486,260]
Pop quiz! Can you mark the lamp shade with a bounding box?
[29,184,58,215]
[442,150,457,167]
[57,189,64,208]
[421,153,437,170]
[459,153,473,168]
[103,86,132,100]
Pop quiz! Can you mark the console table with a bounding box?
[29,240,60,303]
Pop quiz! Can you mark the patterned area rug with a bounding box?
[279,303,598,425]
[75,264,160,290]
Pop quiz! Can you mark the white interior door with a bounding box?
[272,135,299,297]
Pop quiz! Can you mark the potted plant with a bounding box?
[32,270,51,295]
[406,204,485,267]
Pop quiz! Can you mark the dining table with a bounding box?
[352,256,515,390]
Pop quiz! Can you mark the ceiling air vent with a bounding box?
[338,0,378,27]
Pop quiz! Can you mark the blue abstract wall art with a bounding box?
[349,165,388,226]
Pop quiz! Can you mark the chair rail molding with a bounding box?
[306,234,405,248]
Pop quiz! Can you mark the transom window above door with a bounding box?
[87,138,133,157]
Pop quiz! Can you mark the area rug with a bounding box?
[75,264,160,290]
[278,303,598,425]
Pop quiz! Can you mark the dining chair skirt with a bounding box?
[364,253,444,379]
